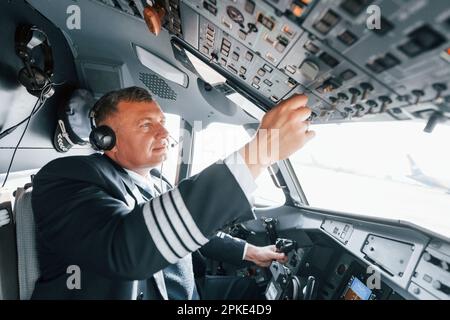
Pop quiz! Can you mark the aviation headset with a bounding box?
[89,103,178,152]
[15,24,55,98]
[89,105,116,151]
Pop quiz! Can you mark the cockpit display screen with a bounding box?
[342,276,373,300]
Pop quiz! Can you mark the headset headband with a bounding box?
[15,24,54,78]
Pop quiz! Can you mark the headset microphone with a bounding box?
[168,135,179,148]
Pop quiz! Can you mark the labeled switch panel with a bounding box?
[198,17,296,102]
[321,219,353,245]
[173,0,450,124]
[411,241,450,300]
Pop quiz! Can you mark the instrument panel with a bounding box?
[175,0,450,127]
[88,1,450,127]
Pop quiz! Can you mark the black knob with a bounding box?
[338,93,349,101]
[432,83,447,103]
[355,104,365,117]
[411,89,425,96]
[247,23,258,33]
[329,96,338,106]
[344,107,353,112]
[411,89,425,104]
[366,100,378,114]
[360,82,374,100]
[366,100,378,107]
[432,83,447,92]
[378,96,392,113]
[349,87,361,104]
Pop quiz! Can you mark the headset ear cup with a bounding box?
[18,66,51,97]
[89,125,116,151]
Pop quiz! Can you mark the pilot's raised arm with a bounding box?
[31,87,314,299]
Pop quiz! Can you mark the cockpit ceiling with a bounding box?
[29,0,450,127]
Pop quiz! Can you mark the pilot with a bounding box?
[31,86,314,299]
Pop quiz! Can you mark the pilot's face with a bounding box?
[106,100,169,173]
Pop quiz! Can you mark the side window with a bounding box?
[162,113,181,186]
[190,122,285,206]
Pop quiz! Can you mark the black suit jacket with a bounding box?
[31,154,254,299]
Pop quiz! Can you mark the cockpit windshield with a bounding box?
[290,121,450,238]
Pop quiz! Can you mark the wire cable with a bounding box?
[1,84,50,187]
[0,80,64,141]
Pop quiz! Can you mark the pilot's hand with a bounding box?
[244,244,289,268]
[240,94,315,179]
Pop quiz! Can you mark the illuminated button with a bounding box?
[203,1,217,15]
[266,52,276,63]
[304,40,319,54]
[275,35,289,53]
[282,25,296,38]
[299,60,319,80]
[222,18,232,29]
[238,29,247,40]
[221,48,229,57]
[270,95,279,102]
[245,51,253,61]
[263,64,273,72]
[285,65,296,74]
[228,65,237,74]
[201,46,209,54]
[252,83,260,89]
[257,13,275,31]
[441,48,450,63]
[206,34,214,43]
[239,66,247,74]
[222,38,231,48]
[245,0,255,14]
[290,4,303,17]
[275,41,287,52]
[257,68,266,77]
[252,76,260,84]
[286,78,296,88]
[423,274,432,283]
[264,34,275,46]
[206,29,215,38]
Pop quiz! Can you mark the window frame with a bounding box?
[185,121,289,207]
